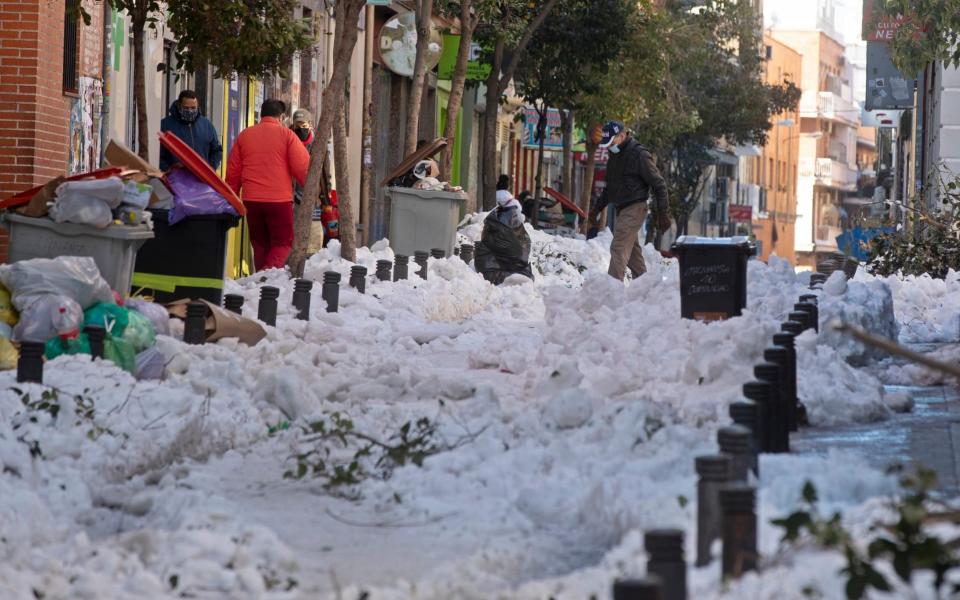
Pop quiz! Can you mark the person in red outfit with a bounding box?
[226,99,310,271]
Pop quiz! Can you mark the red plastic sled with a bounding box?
[158,131,246,216]
[543,187,587,219]
[0,167,125,211]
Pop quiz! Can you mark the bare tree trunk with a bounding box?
[440,0,474,182]
[290,0,365,276]
[404,0,433,156]
[579,138,598,234]
[132,13,150,161]
[359,4,374,248]
[480,38,504,212]
[532,104,547,229]
[334,100,357,262]
[560,108,573,196]
[479,0,560,212]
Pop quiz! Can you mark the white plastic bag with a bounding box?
[49,194,113,228]
[0,256,115,310]
[56,177,125,208]
[13,294,83,342]
[135,346,165,380]
[122,180,153,209]
[126,298,171,336]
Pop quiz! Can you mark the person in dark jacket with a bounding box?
[159,90,223,172]
[475,177,533,285]
[588,120,670,280]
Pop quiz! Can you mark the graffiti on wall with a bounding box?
[69,77,104,175]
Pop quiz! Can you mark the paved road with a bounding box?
[794,344,960,495]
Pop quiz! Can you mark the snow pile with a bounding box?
[0,221,940,598]
[818,272,898,365]
[878,270,960,343]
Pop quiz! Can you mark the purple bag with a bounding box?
[165,168,239,225]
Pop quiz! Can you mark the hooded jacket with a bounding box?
[226,117,310,203]
[595,137,668,214]
[159,101,223,172]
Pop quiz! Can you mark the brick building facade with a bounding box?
[0,0,106,261]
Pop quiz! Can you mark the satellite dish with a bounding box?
[379,12,444,78]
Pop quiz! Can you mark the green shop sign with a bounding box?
[437,34,491,81]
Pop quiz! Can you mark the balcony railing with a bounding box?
[813,158,858,190]
[800,91,859,126]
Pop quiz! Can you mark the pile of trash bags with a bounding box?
[50,176,154,229]
[0,256,171,380]
[474,209,534,285]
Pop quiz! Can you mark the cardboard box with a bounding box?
[14,175,64,217]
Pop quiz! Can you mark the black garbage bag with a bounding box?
[474,211,534,285]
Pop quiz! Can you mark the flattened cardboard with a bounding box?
[380,138,447,187]
[105,139,164,178]
[167,299,266,346]
[14,176,64,217]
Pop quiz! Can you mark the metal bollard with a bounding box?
[84,325,106,360]
[414,251,429,280]
[183,301,208,345]
[718,425,752,483]
[394,255,409,281]
[292,278,313,320]
[842,256,859,279]
[322,271,341,313]
[755,363,788,453]
[781,320,804,337]
[645,529,686,600]
[453,246,460,256]
[809,273,827,289]
[788,310,813,333]
[16,341,44,384]
[728,401,760,476]
[794,302,819,333]
[742,380,773,453]
[613,576,663,600]
[695,454,731,567]
[720,484,758,578]
[460,243,475,264]
[258,286,279,326]
[350,265,368,294]
[772,333,798,432]
[223,294,244,315]
[799,293,818,305]
[376,260,392,281]
[430,248,445,259]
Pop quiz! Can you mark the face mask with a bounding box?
[608,144,621,154]
[180,107,199,123]
[294,127,311,142]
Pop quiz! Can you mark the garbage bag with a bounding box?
[122,309,155,353]
[122,180,153,209]
[84,302,129,338]
[45,334,91,361]
[55,177,125,208]
[0,284,18,326]
[0,257,115,311]
[13,294,84,342]
[104,336,136,373]
[135,346,165,380]
[166,169,238,226]
[49,194,113,228]
[474,212,534,286]
[126,299,171,336]
[0,337,17,370]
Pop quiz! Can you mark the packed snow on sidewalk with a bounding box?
[0,222,950,599]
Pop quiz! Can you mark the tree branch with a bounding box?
[498,0,561,94]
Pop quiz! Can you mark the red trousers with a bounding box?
[245,201,294,272]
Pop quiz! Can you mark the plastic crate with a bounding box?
[0,212,154,295]
[132,209,239,304]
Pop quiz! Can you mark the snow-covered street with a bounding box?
[1,224,959,599]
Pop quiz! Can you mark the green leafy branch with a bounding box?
[773,468,960,599]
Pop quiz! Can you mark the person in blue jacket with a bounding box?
[159,90,223,172]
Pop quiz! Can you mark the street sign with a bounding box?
[729,205,753,223]
[437,34,491,81]
[865,42,915,111]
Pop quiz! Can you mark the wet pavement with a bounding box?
[793,343,960,495]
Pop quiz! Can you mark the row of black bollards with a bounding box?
[350,266,367,294]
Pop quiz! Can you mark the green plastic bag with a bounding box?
[45,334,91,361]
[104,337,136,374]
[84,303,129,338]
[122,310,156,354]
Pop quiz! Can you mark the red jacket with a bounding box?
[226,117,310,203]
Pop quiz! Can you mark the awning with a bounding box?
[708,148,738,166]
[734,144,762,157]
